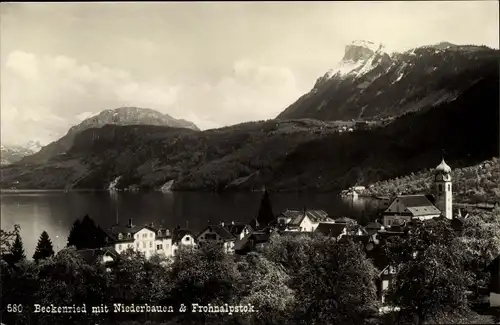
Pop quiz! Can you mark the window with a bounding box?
[127,233,131,239]
[143,234,147,239]
[448,184,451,191]
[136,242,140,248]
[157,244,163,250]
[150,242,153,248]
[150,233,153,238]
[158,230,162,237]
[118,233,123,240]
[143,242,146,249]
[118,244,122,250]
[439,184,443,192]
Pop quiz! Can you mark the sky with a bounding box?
[1,2,498,146]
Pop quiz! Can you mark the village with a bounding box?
[74,158,500,311]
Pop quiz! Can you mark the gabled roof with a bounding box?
[172,228,195,244]
[223,223,251,237]
[306,210,331,223]
[199,225,235,242]
[283,209,332,227]
[315,223,347,237]
[108,224,157,238]
[77,247,118,264]
[248,232,271,244]
[248,218,260,230]
[235,231,272,253]
[385,195,441,216]
[334,217,358,224]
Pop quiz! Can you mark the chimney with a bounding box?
[128,218,133,227]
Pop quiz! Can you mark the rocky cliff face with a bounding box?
[277,40,498,121]
[17,107,199,165]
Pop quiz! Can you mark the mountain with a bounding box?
[1,141,43,165]
[17,107,199,165]
[0,119,349,190]
[1,42,498,192]
[277,40,497,121]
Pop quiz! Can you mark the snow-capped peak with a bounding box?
[25,141,43,153]
[351,40,386,53]
[324,40,391,79]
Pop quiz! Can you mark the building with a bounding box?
[381,158,454,227]
[277,209,333,232]
[77,247,118,271]
[106,219,173,259]
[223,222,252,240]
[235,230,274,254]
[382,195,442,227]
[315,222,348,240]
[434,158,453,220]
[377,265,399,304]
[196,224,236,254]
[333,217,358,225]
[171,228,196,256]
[365,221,385,235]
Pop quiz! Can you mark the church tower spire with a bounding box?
[434,157,453,219]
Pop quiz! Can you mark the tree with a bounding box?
[1,224,20,256]
[388,244,471,325]
[237,252,295,325]
[256,188,275,227]
[167,244,241,324]
[34,247,110,325]
[385,219,472,324]
[67,219,82,248]
[292,237,379,325]
[264,234,379,325]
[10,233,26,263]
[458,208,500,289]
[33,231,55,262]
[67,215,108,250]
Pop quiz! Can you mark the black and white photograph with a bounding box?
[1,1,499,324]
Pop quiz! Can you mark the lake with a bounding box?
[0,190,385,257]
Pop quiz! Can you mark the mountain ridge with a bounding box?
[17,107,199,165]
[1,41,498,192]
[0,141,43,165]
[278,40,498,121]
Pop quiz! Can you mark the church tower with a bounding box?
[434,158,453,219]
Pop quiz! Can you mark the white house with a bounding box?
[197,224,236,254]
[277,209,333,232]
[106,219,173,259]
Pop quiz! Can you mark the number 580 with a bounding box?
[7,304,23,312]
